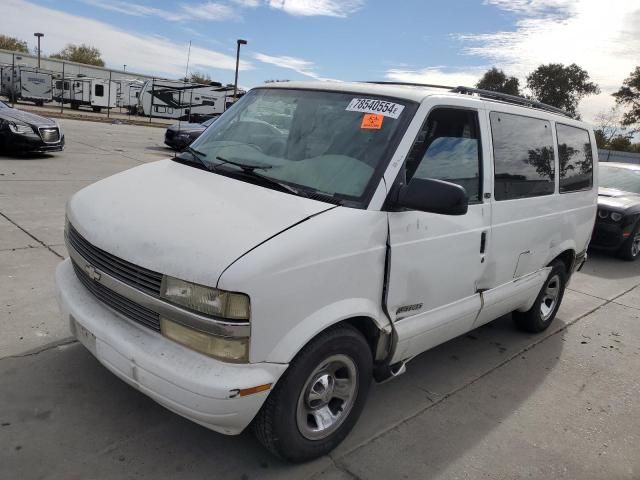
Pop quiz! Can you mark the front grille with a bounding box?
[72,261,161,332]
[66,224,163,296]
[39,127,60,143]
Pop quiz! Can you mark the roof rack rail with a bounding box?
[365,81,454,90]
[451,86,571,117]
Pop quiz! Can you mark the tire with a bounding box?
[513,260,567,333]
[617,225,640,261]
[92,106,102,113]
[253,325,372,462]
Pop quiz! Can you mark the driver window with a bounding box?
[406,108,482,203]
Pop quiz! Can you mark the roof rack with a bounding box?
[365,81,454,90]
[452,86,571,117]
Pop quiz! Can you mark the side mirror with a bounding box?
[395,178,469,215]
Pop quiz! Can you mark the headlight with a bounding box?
[598,210,609,219]
[160,318,249,362]
[160,275,250,320]
[610,212,623,222]
[8,122,33,134]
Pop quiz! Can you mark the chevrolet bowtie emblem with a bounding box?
[84,263,101,281]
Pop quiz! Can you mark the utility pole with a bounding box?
[34,33,44,68]
[234,39,247,100]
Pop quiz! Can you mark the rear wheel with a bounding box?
[253,325,372,462]
[617,225,640,261]
[513,260,567,333]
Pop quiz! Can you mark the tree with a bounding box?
[607,135,632,152]
[50,44,105,67]
[0,34,29,53]
[476,67,521,96]
[613,66,640,128]
[185,71,212,84]
[526,63,599,118]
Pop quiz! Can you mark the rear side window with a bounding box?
[556,124,593,192]
[407,108,482,203]
[490,112,555,201]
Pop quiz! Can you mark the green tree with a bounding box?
[185,71,212,84]
[0,34,29,53]
[526,63,599,118]
[613,66,640,128]
[476,67,521,96]
[50,44,105,67]
[607,135,632,152]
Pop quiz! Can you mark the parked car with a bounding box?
[164,116,219,150]
[55,82,597,462]
[0,100,64,153]
[590,162,640,260]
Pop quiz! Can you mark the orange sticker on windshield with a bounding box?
[361,113,384,130]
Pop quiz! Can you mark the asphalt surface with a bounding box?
[1,119,639,479]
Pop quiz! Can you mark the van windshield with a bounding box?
[189,88,415,202]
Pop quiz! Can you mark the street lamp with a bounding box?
[34,33,44,68]
[234,39,247,100]
[123,64,127,72]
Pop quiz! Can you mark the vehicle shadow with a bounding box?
[334,314,565,478]
[1,313,564,480]
[0,151,55,160]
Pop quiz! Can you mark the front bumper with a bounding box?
[55,258,287,435]
[0,130,65,152]
[164,132,192,150]
[590,221,627,251]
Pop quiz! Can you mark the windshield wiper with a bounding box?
[216,155,304,196]
[215,155,272,172]
[173,146,215,172]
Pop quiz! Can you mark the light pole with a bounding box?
[34,33,44,68]
[123,64,127,72]
[234,39,247,100]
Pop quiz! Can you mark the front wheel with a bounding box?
[513,260,567,333]
[253,325,372,462]
[617,225,640,261]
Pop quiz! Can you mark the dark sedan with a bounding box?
[0,101,64,153]
[164,116,218,151]
[591,162,640,260]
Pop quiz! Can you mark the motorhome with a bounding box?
[54,77,118,112]
[137,79,243,120]
[1,66,53,105]
[56,81,597,462]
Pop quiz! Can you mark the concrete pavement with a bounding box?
[1,120,639,479]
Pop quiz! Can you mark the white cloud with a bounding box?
[182,2,237,21]
[385,67,485,89]
[460,0,640,122]
[232,0,261,7]
[253,52,335,81]
[1,0,252,77]
[81,0,237,22]
[267,0,364,17]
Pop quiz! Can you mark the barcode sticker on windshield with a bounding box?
[346,98,405,119]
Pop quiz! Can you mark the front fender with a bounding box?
[264,298,387,363]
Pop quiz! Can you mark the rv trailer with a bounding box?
[1,66,53,105]
[115,79,144,113]
[54,77,118,112]
[138,79,243,120]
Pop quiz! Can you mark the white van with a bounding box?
[55,81,597,461]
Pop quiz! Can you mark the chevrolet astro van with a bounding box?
[55,81,597,461]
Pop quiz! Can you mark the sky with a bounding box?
[2,0,639,124]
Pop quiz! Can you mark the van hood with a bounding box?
[67,159,334,287]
